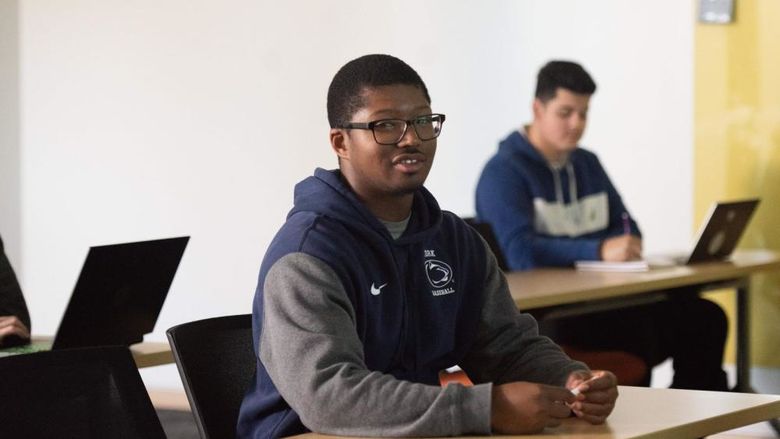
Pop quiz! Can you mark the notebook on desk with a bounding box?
[0,236,189,357]
[649,198,759,266]
[575,259,650,272]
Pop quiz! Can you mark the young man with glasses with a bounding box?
[475,60,728,391]
[237,54,617,438]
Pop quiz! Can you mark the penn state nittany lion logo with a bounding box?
[424,259,453,288]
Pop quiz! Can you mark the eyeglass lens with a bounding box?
[373,115,443,144]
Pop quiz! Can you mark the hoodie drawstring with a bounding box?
[566,161,578,203]
[549,161,581,226]
[548,161,578,207]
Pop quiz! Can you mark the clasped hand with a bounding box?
[491,370,618,434]
[565,370,618,424]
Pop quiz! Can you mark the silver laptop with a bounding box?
[667,199,759,265]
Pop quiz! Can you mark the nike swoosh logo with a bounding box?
[370,282,388,296]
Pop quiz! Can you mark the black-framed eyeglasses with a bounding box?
[338,113,446,145]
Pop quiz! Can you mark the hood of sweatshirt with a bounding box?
[497,129,550,165]
[498,130,583,205]
[289,168,443,246]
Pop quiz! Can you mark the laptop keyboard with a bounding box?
[0,341,52,357]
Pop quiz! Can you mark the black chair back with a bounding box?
[463,217,509,271]
[166,313,255,439]
[0,345,166,439]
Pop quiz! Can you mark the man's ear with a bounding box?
[330,128,350,161]
[532,98,544,119]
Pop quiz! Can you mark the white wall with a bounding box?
[14,0,694,390]
[0,0,21,259]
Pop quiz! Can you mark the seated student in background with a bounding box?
[475,60,728,391]
[237,54,618,438]
[0,234,31,347]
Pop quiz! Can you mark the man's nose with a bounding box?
[397,125,422,148]
[570,114,586,130]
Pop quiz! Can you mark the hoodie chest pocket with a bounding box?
[534,191,609,237]
[358,280,408,372]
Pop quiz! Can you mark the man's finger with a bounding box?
[579,413,608,425]
[0,322,29,339]
[581,390,617,404]
[550,401,574,419]
[546,386,577,403]
[577,401,615,417]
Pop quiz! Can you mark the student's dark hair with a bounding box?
[327,54,431,128]
[535,60,596,102]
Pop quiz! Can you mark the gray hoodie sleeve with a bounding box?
[260,252,492,437]
[459,237,589,386]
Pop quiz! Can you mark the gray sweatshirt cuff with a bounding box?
[460,383,492,434]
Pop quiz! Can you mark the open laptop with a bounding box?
[655,199,759,266]
[0,236,189,356]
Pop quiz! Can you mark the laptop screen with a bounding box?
[686,199,759,264]
[51,236,189,349]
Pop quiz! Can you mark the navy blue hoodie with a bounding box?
[237,168,494,437]
[475,130,640,270]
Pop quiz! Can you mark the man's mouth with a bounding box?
[392,154,426,173]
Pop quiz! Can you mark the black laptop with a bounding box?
[0,236,189,355]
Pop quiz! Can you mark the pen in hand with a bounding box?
[620,211,642,260]
[567,377,596,414]
[622,212,631,235]
[569,376,597,396]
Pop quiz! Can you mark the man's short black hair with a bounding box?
[535,60,596,103]
[327,54,431,128]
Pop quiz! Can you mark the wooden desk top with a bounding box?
[294,385,780,439]
[505,249,780,310]
[129,341,173,368]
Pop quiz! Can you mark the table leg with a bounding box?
[734,278,780,435]
[735,277,751,393]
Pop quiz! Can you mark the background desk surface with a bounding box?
[505,250,780,310]
[129,341,173,368]
[295,385,780,439]
[26,337,173,368]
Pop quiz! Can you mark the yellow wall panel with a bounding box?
[695,0,780,366]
